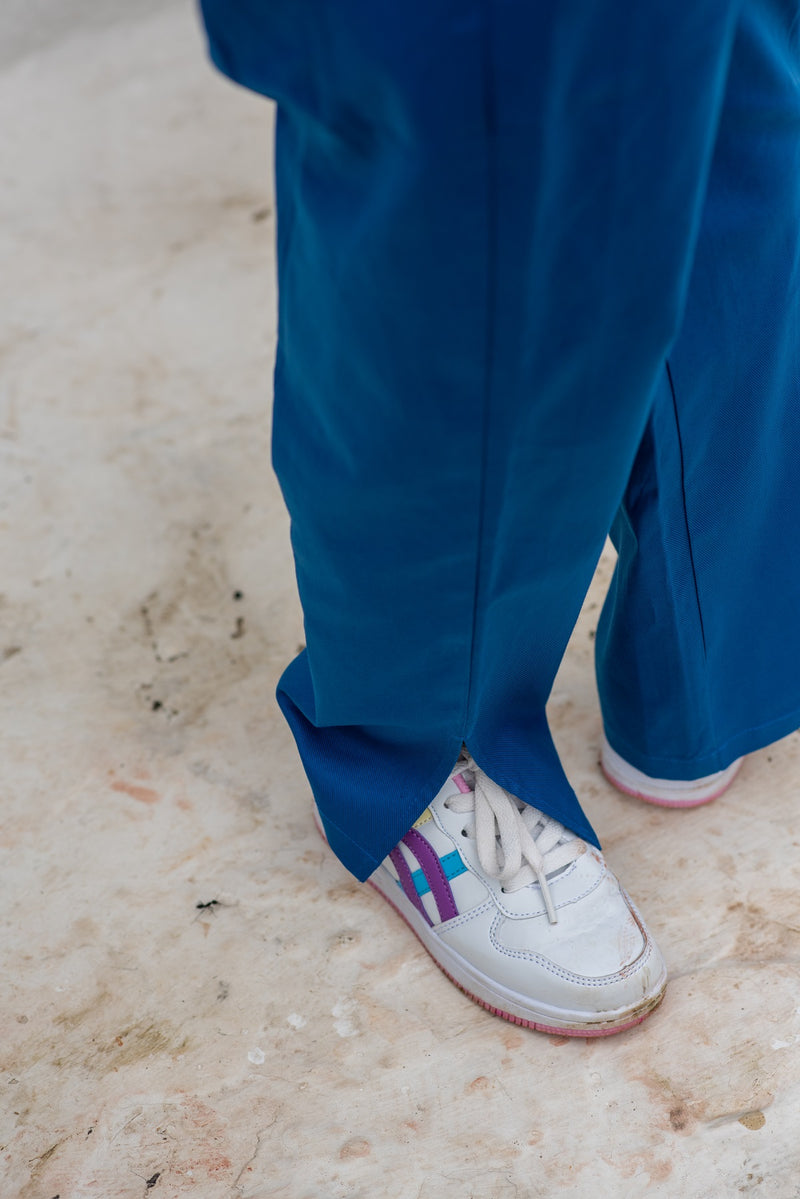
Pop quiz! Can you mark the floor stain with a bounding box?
[465,1076,493,1094]
[108,1022,189,1068]
[111,780,160,805]
[173,1097,234,1179]
[601,1150,674,1183]
[631,1072,705,1135]
[729,899,800,961]
[669,1103,691,1132]
[48,1016,190,1076]
[53,991,112,1031]
[339,1138,371,1159]
[738,1111,766,1131]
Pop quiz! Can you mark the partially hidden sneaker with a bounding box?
[600,735,742,808]
[314,754,667,1036]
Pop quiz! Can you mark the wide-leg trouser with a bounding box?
[199,0,800,881]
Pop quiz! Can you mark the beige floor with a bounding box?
[3,7,800,1197]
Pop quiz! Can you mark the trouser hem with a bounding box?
[603,705,800,781]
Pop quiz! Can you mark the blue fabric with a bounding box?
[199,0,800,881]
[597,3,800,776]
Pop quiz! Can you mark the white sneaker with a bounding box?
[316,755,667,1036]
[601,735,742,808]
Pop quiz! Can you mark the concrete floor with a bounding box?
[3,5,800,1196]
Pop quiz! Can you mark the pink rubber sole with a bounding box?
[600,757,743,809]
[366,879,666,1038]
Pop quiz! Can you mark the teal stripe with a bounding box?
[411,850,468,897]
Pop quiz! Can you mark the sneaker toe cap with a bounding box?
[497,872,646,978]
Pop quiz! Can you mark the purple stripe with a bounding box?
[389,847,433,926]
[402,830,459,923]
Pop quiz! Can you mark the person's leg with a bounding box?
[198,0,741,1032]
[200,0,742,877]
[596,0,800,790]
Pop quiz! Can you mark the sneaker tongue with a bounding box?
[455,759,572,856]
[451,771,473,795]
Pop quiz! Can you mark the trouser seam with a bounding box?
[665,357,721,757]
[665,358,708,657]
[462,0,497,736]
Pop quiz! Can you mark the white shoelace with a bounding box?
[443,756,584,924]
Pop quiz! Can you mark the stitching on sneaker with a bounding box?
[487,914,656,986]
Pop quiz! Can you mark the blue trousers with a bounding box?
[200,1,800,881]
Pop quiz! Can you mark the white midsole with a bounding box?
[369,863,667,1030]
[601,735,742,804]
